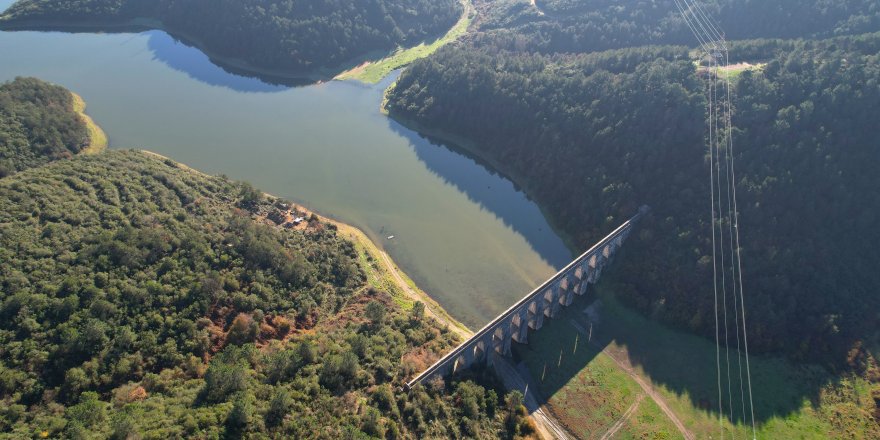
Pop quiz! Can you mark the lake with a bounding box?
[0,4,572,329]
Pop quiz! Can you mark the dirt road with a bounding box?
[570,321,695,440]
[599,394,645,440]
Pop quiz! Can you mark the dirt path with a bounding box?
[599,394,645,440]
[570,321,695,440]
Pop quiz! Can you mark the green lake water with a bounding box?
[0,6,573,329]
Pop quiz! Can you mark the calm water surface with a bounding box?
[0,6,572,328]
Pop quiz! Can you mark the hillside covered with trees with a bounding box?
[0,77,89,177]
[0,94,533,436]
[471,0,880,54]
[387,31,880,370]
[0,0,463,75]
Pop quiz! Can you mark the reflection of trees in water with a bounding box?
[387,117,572,270]
[144,30,300,92]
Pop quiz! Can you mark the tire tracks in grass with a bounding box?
[570,320,695,440]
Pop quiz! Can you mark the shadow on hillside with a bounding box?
[508,276,835,429]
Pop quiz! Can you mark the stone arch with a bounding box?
[473,340,486,361]
[528,301,543,330]
[453,355,468,374]
[511,314,524,343]
[492,326,506,354]
[543,288,555,317]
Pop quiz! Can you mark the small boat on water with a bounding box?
[387,235,395,240]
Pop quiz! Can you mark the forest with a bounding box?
[0,0,463,74]
[387,33,880,371]
[470,0,880,54]
[0,77,88,177]
[0,86,532,437]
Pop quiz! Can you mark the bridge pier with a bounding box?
[511,311,529,344]
[528,300,544,331]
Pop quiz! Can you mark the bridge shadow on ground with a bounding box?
[509,281,840,436]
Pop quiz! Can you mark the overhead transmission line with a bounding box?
[671,1,757,438]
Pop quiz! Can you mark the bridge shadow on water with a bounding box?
[508,275,836,434]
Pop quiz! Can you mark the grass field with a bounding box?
[71,92,108,154]
[335,0,473,83]
[514,286,879,439]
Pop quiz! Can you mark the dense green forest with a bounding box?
[0,77,88,177]
[0,0,463,74]
[387,33,880,370]
[0,150,535,438]
[0,109,533,437]
[470,0,880,54]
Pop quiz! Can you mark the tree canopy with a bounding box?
[387,33,880,367]
[0,147,535,438]
[0,77,88,177]
[1,0,463,74]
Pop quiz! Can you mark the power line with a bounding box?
[724,49,758,440]
[672,1,758,437]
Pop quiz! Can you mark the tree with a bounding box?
[365,301,386,326]
[227,313,258,346]
[202,360,247,403]
[265,389,292,428]
[236,181,262,210]
[66,392,106,428]
[298,340,317,364]
[362,407,384,437]
[410,301,425,323]
[225,393,253,435]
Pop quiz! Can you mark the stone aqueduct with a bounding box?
[405,206,649,390]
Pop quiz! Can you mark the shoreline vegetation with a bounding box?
[335,0,474,84]
[0,17,336,84]
[0,0,472,86]
[0,145,539,437]
[140,152,472,340]
[142,148,474,341]
[62,92,473,344]
[71,92,107,154]
[0,0,472,87]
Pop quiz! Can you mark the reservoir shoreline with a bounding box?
[0,15,443,86]
[0,22,573,333]
[141,150,473,340]
[386,107,581,255]
[70,90,473,340]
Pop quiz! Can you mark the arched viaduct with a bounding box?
[405,206,649,390]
